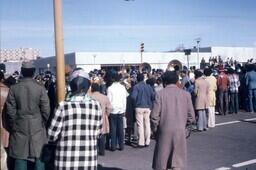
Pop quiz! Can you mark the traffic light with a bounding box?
[184,49,191,55]
[140,43,144,53]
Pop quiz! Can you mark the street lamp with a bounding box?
[140,42,144,63]
[47,64,50,71]
[195,38,201,68]
[93,55,96,66]
[184,49,192,69]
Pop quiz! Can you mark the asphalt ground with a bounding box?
[98,112,256,170]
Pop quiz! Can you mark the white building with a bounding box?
[0,48,40,62]
[33,46,256,73]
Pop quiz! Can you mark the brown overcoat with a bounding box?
[0,82,9,148]
[90,91,112,134]
[194,76,209,110]
[151,84,195,170]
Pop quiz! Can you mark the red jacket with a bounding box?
[217,73,229,90]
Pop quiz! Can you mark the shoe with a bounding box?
[110,148,116,152]
[118,147,124,151]
[144,144,149,147]
[99,153,105,156]
[137,145,145,148]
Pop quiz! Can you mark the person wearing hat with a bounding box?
[194,69,209,131]
[217,67,230,115]
[228,68,240,114]
[48,69,103,170]
[5,61,50,170]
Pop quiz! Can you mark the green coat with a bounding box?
[5,78,50,159]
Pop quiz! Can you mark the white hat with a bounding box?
[69,69,90,82]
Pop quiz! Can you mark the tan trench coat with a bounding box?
[194,77,210,110]
[205,75,217,107]
[90,91,112,134]
[151,84,195,169]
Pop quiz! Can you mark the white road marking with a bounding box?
[215,117,256,127]
[244,118,256,121]
[215,121,240,126]
[215,167,231,170]
[232,159,256,167]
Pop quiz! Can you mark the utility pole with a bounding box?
[53,0,65,102]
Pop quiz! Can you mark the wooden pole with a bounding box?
[53,0,65,102]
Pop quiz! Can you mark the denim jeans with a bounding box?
[14,159,44,170]
[109,114,124,151]
[218,90,229,115]
[230,92,239,113]
[248,89,256,112]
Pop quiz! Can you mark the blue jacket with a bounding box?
[131,81,155,109]
[245,71,256,90]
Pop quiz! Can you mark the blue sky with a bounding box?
[1,0,256,57]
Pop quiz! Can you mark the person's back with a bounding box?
[5,62,50,170]
[151,71,195,170]
[217,72,229,91]
[9,79,49,118]
[156,85,194,131]
[108,82,127,113]
[131,81,155,109]
[246,70,256,90]
[48,69,102,169]
[107,73,127,151]
[131,74,155,147]
[195,76,209,110]
[245,64,256,112]
[90,83,112,155]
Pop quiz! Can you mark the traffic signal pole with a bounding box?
[53,0,65,102]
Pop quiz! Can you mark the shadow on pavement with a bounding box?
[98,164,123,170]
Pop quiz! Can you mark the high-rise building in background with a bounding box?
[0,48,40,62]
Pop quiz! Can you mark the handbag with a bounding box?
[40,142,56,164]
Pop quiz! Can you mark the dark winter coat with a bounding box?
[5,78,50,159]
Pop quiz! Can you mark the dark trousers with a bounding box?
[230,92,239,113]
[98,134,106,155]
[109,113,124,151]
[218,90,229,115]
[248,89,256,112]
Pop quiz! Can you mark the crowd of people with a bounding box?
[1,57,256,170]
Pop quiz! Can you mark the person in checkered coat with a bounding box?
[48,69,102,170]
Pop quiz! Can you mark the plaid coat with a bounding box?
[48,94,102,170]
